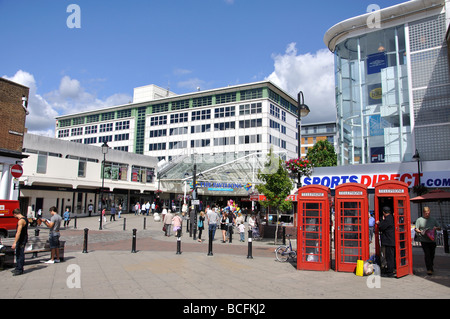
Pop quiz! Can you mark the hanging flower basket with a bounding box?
[285,158,313,178]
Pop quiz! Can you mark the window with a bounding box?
[152,103,169,113]
[239,118,262,128]
[215,106,235,118]
[103,162,128,181]
[239,134,262,144]
[214,121,235,131]
[117,109,131,119]
[150,129,167,138]
[170,127,188,136]
[71,127,83,136]
[214,137,235,146]
[191,139,210,148]
[239,103,262,115]
[115,133,129,141]
[131,166,154,183]
[149,143,166,151]
[240,88,263,100]
[170,112,189,123]
[169,141,188,149]
[87,114,99,123]
[192,109,211,121]
[270,104,280,119]
[84,137,97,144]
[37,152,47,174]
[58,129,70,138]
[85,125,97,135]
[191,124,211,134]
[216,92,236,104]
[192,96,212,108]
[99,135,113,143]
[150,115,167,126]
[78,160,86,177]
[115,120,130,130]
[100,123,113,132]
[172,99,190,111]
[102,112,115,121]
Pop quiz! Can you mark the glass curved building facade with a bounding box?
[324,0,450,165]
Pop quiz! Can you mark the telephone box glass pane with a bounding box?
[302,202,323,262]
[339,201,362,264]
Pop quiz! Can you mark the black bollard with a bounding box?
[247,229,253,259]
[282,226,286,245]
[143,217,146,230]
[123,217,126,231]
[131,228,137,253]
[207,229,213,256]
[74,216,77,229]
[229,225,233,243]
[176,229,182,255]
[82,228,88,253]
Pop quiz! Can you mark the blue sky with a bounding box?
[0,0,406,135]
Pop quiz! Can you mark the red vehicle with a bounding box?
[0,200,20,238]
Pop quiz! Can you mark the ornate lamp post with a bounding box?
[99,141,109,230]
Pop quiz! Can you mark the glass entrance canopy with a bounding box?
[157,151,287,196]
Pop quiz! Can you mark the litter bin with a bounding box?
[0,245,15,269]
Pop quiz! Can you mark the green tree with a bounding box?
[256,150,294,245]
[306,140,337,167]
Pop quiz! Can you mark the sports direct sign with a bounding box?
[301,161,450,189]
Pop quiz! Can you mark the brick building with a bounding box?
[0,77,29,200]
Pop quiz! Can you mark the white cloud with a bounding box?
[266,43,336,124]
[3,70,132,137]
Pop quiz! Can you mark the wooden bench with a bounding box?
[0,237,65,269]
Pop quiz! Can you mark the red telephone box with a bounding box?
[334,183,369,272]
[374,180,413,278]
[297,185,331,271]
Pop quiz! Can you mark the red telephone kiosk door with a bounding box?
[334,183,369,272]
[374,180,413,278]
[297,185,331,271]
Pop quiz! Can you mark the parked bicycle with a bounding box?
[275,234,297,262]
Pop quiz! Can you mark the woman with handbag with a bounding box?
[415,207,441,275]
[197,211,205,242]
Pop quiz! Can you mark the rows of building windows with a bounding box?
[58,120,131,138]
[147,133,265,152]
[147,117,282,139]
[57,86,277,129]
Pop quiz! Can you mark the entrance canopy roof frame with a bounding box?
[157,151,289,187]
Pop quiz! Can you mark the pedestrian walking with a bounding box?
[197,211,205,242]
[118,204,122,218]
[415,206,441,275]
[63,208,71,228]
[164,209,174,236]
[172,212,183,235]
[238,221,245,242]
[220,212,229,243]
[110,205,116,221]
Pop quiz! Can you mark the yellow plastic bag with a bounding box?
[356,260,364,276]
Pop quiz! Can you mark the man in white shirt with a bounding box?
[206,206,219,240]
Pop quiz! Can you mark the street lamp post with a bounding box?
[99,141,109,230]
[297,91,310,187]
